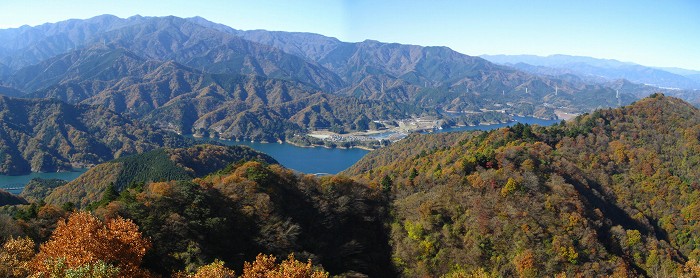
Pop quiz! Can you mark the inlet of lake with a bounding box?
[0,116,558,194]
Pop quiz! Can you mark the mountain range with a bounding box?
[1,15,686,144]
[3,12,700,278]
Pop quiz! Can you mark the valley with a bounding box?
[0,7,699,278]
[2,94,699,277]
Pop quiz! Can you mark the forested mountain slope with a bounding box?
[0,95,192,175]
[0,190,27,206]
[0,161,392,277]
[344,94,700,277]
[41,144,276,208]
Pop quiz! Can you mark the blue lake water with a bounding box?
[193,139,370,175]
[0,169,87,195]
[190,116,558,174]
[0,116,559,193]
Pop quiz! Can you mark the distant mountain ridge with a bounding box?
[481,54,700,90]
[0,15,436,141]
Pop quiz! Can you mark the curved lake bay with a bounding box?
[0,116,558,193]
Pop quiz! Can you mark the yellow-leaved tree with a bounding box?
[0,236,36,278]
[241,254,329,278]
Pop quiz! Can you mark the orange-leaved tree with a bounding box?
[31,211,152,277]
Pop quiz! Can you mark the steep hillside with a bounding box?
[44,144,276,208]
[98,161,393,276]
[0,63,8,78]
[12,46,158,96]
[19,178,67,203]
[0,96,192,175]
[344,94,700,277]
[0,85,22,97]
[0,161,392,277]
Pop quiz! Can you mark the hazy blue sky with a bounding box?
[1,0,698,70]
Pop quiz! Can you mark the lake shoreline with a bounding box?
[192,134,379,151]
[3,116,560,193]
[285,140,376,151]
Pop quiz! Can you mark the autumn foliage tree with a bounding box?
[241,254,329,278]
[31,211,152,277]
[179,260,236,278]
[0,236,36,278]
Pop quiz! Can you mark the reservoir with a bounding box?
[0,169,87,195]
[204,140,370,175]
[0,116,559,193]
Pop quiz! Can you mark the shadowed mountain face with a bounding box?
[0,189,27,206]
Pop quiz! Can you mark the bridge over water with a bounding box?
[0,183,24,194]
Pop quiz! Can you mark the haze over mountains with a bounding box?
[482,54,700,90]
